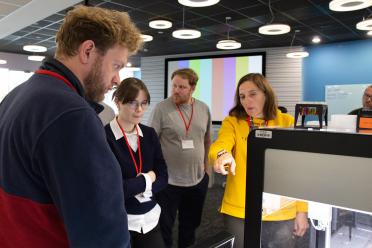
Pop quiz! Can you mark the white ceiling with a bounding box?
[0,0,81,39]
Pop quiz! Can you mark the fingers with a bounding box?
[293,213,309,237]
[214,159,228,175]
[213,153,235,175]
[148,171,156,182]
[229,159,236,175]
[293,227,306,237]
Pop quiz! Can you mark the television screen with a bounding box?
[165,52,266,123]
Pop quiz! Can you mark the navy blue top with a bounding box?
[105,123,168,215]
[0,58,130,248]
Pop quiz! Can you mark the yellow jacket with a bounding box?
[209,111,307,220]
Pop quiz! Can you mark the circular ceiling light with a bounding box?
[23,45,47,52]
[329,0,372,11]
[286,51,309,58]
[216,39,241,50]
[141,34,153,42]
[0,59,7,64]
[356,18,372,30]
[149,19,172,29]
[258,24,291,35]
[28,55,45,62]
[312,36,321,43]
[367,30,372,36]
[172,29,201,39]
[178,0,220,7]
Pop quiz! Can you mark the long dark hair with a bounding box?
[229,73,277,120]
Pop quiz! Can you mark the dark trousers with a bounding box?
[157,173,209,248]
[130,224,165,248]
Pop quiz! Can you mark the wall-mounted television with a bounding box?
[165,52,266,124]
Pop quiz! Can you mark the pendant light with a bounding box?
[329,0,372,11]
[258,0,290,35]
[23,45,47,52]
[172,7,201,39]
[149,19,172,29]
[286,30,309,59]
[141,34,153,42]
[178,0,220,7]
[216,17,241,50]
[28,55,45,62]
[356,18,372,30]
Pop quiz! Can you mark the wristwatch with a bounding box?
[217,149,228,158]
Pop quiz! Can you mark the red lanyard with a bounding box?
[116,118,142,174]
[176,102,194,135]
[247,116,268,132]
[35,69,77,92]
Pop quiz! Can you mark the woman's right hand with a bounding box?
[214,153,236,175]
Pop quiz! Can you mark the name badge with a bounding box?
[135,194,152,203]
[181,139,194,149]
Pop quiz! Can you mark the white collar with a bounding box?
[109,118,144,140]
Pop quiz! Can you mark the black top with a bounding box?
[348,107,363,115]
[105,122,168,215]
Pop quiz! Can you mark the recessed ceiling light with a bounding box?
[312,36,321,43]
[149,19,172,29]
[329,0,372,11]
[172,29,201,39]
[28,55,45,62]
[258,24,291,35]
[216,39,241,50]
[178,0,220,7]
[141,34,153,42]
[367,30,372,36]
[23,45,47,52]
[286,51,309,58]
[0,59,7,64]
[356,18,372,30]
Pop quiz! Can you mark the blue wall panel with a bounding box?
[303,39,372,101]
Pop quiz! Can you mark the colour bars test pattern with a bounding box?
[165,53,265,123]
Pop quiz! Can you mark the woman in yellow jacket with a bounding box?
[209,73,308,248]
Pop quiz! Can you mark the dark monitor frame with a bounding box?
[244,129,372,247]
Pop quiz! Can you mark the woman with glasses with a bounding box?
[105,77,168,247]
[208,73,309,248]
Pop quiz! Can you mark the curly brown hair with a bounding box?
[55,5,142,57]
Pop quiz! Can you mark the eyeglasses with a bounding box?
[126,100,149,110]
[363,93,372,101]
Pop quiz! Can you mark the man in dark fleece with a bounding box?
[0,5,142,248]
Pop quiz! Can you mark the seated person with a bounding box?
[349,85,372,115]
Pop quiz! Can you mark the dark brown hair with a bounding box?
[55,5,142,57]
[113,77,150,104]
[229,73,277,120]
[171,68,199,86]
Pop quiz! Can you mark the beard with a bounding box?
[84,57,106,102]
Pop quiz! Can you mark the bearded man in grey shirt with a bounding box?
[150,68,212,248]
